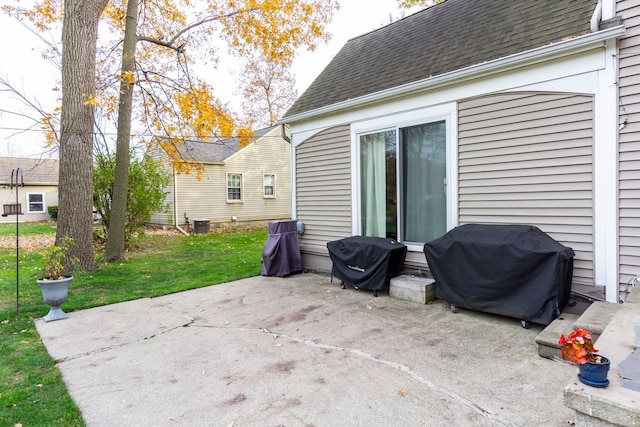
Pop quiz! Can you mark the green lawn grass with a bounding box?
[0,222,57,237]
[0,223,268,426]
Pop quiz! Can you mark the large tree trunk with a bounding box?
[57,0,109,270]
[104,0,139,261]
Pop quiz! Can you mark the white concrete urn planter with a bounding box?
[37,276,72,322]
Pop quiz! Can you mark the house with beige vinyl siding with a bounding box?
[0,157,58,223]
[149,125,292,229]
[282,0,639,304]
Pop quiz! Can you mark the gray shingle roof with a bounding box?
[177,139,240,163]
[0,157,59,184]
[285,0,597,117]
[174,126,278,163]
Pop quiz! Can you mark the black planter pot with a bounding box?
[578,355,610,388]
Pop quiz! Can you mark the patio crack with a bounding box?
[54,318,195,363]
[257,327,520,427]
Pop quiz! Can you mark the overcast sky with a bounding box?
[0,0,421,158]
[293,0,422,93]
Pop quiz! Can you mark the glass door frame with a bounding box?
[351,103,458,252]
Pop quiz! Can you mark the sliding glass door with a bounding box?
[401,121,447,243]
[359,120,446,245]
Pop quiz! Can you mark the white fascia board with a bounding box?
[594,38,620,303]
[282,26,625,125]
[289,47,605,145]
[290,127,333,148]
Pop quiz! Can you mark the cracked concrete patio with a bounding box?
[36,272,578,426]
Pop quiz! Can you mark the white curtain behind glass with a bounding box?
[360,133,386,237]
[402,121,446,243]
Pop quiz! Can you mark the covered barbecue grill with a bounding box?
[327,236,407,296]
[261,220,302,277]
[423,224,574,326]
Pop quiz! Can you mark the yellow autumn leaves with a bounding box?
[6,0,338,172]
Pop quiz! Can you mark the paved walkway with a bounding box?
[36,273,579,426]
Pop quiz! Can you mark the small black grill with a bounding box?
[327,236,407,296]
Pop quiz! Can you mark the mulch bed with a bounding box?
[0,234,55,250]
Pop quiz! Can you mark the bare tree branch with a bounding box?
[0,75,60,146]
[136,8,258,52]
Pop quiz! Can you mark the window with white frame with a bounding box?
[263,174,275,198]
[227,173,243,202]
[27,193,45,213]
[359,120,447,245]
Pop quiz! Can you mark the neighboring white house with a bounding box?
[0,157,58,223]
[282,0,639,303]
[149,125,292,229]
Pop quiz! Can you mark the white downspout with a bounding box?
[173,169,178,226]
[591,0,602,32]
[175,225,189,236]
[171,168,184,236]
[172,169,189,235]
[174,174,189,235]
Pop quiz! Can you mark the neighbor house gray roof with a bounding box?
[285,0,597,118]
[173,126,278,163]
[0,157,59,185]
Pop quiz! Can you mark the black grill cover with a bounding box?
[261,221,302,277]
[423,224,574,325]
[327,236,407,291]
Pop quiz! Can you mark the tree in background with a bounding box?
[57,0,109,270]
[105,0,139,261]
[94,151,170,244]
[7,0,339,266]
[397,0,444,8]
[239,54,299,129]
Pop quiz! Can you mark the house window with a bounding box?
[27,193,45,213]
[227,173,243,202]
[263,174,275,198]
[359,120,447,245]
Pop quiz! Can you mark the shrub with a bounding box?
[93,151,171,245]
[47,205,58,219]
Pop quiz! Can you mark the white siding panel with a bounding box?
[176,133,291,225]
[147,147,175,226]
[148,128,291,227]
[148,181,175,226]
[0,184,58,224]
[618,0,640,287]
[296,125,351,266]
[458,92,595,286]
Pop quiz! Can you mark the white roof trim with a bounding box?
[282,26,625,124]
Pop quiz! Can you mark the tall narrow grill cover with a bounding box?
[262,220,302,277]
